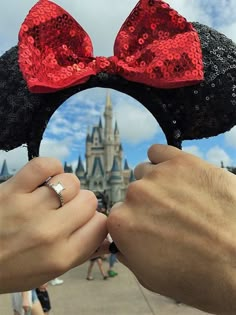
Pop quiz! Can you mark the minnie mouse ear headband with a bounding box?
[1,0,236,160]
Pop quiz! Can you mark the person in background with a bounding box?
[12,289,44,315]
[86,257,108,280]
[36,283,51,315]
[106,234,118,277]
[49,278,64,286]
[107,254,118,277]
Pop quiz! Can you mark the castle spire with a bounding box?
[114,120,119,134]
[104,89,114,172]
[86,126,91,142]
[99,117,102,128]
[129,170,136,182]
[111,156,120,173]
[64,162,73,173]
[124,159,130,170]
[106,89,112,109]
[0,159,9,176]
[76,156,85,173]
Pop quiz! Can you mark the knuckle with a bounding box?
[125,180,145,202]
[29,157,63,177]
[83,190,98,208]
[64,173,80,190]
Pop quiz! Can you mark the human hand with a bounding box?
[0,157,107,293]
[108,144,236,315]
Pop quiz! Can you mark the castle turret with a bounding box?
[104,90,114,172]
[114,119,121,165]
[76,156,86,188]
[124,159,130,171]
[129,169,136,182]
[86,126,92,174]
[64,162,73,173]
[114,120,119,139]
[89,156,104,191]
[0,159,11,183]
[123,158,131,186]
[109,156,123,204]
[99,117,103,129]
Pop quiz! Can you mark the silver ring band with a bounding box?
[45,181,65,207]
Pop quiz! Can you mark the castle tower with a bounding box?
[129,169,136,182]
[123,158,131,186]
[86,126,92,174]
[0,159,11,183]
[109,156,123,204]
[104,90,114,173]
[114,120,123,170]
[75,156,86,188]
[64,162,73,173]
[89,156,105,191]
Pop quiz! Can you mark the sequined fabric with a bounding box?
[18,0,203,93]
[1,4,236,158]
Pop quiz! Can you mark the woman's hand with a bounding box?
[0,157,108,293]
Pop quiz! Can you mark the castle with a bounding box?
[0,91,135,206]
[65,91,135,208]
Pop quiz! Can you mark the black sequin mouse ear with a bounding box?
[1,1,236,159]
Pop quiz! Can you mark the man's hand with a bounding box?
[108,144,236,315]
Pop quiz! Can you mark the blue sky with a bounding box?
[1,0,236,173]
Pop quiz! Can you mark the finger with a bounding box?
[5,157,64,193]
[147,144,184,164]
[134,162,156,180]
[68,212,108,266]
[32,173,80,209]
[55,190,98,234]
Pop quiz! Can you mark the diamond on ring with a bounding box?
[45,181,65,208]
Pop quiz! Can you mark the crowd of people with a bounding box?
[11,285,51,315]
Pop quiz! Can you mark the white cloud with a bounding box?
[0,138,73,173]
[167,0,212,25]
[114,100,160,144]
[1,0,236,56]
[206,146,232,167]
[183,144,233,167]
[40,138,72,160]
[183,145,204,159]
[225,126,236,148]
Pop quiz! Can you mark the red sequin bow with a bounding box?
[18,0,204,93]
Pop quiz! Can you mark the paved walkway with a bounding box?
[0,260,212,315]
